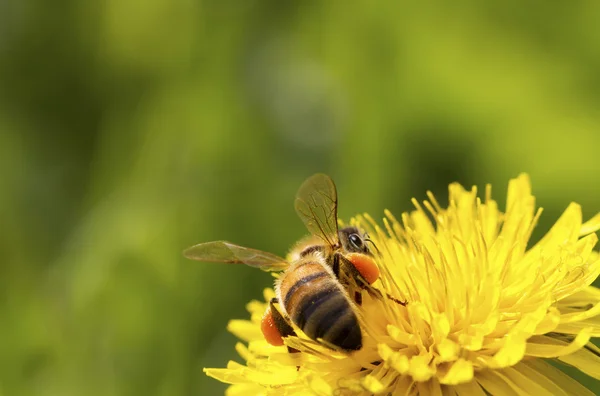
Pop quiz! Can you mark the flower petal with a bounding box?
[488,334,527,368]
[533,307,561,334]
[504,361,569,396]
[525,328,592,358]
[228,319,263,342]
[307,375,333,396]
[554,316,600,336]
[552,236,600,301]
[558,285,600,307]
[362,374,386,393]
[438,358,474,385]
[225,383,267,396]
[521,359,595,396]
[453,379,487,396]
[476,370,519,396]
[557,343,600,380]
[580,212,600,235]
[409,354,436,382]
[416,378,442,396]
[492,369,551,396]
[204,361,299,386]
[436,338,460,363]
[559,299,600,324]
[533,203,582,249]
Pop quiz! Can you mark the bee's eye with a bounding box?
[348,233,364,251]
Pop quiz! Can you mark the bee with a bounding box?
[184,174,405,352]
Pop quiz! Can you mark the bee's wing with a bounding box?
[183,241,288,271]
[294,173,339,248]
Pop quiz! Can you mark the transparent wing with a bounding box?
[183,241,288,271]
[294,173,339,248]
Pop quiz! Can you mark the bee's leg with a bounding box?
[334,254,368,305]
[385,294,408,306]
[337,254,407,306]
[269,298,300,354]
[335,253,369,285]
[336,253,378,304]
[354,291,363,306]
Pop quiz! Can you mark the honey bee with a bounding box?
[184,174,405,352]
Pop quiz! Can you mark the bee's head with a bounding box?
[338,226,372,255]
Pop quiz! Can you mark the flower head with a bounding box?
[206,174,600,395]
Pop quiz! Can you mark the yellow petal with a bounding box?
[458,333,483,351]
[552,236,600,301]
[438,358,474,385]
[247,299,268,318]
[392,375,418,395]
[228,319,263,342]
[525,328,592,357]
[362,374,385,393]
[336,376,365,393]
[533,307,560,334]
[580,212,600,235]
[453,379,487,396]
[248,342,287,358]
[489,335,526,368]
[498,364,570,396]
[431,312,451,343]
[501,361,568,396]
[559,299,600,324]
[560,285,600,303]
[378,344,410,374]
[387,324,418,345]
[554,316,600,336]
[205,367,242,385]
[558,343,600,380]
[308,375,332,396]
[476,370,520,396]
[205,361,298,386]
[262,288,276,302]
[521,359,595,396]
[505,174,532,215]
[436,338,460,362]
[409,354,436,382]
[489,372,538,396]
[416,378,442,396]
[235,342,252,362]
[225,383,267,396]
[528,203,582,255]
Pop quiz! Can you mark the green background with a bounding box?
[1,1,600,395]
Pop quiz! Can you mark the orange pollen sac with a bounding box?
[347,253,380,284]
[261,307,284,346]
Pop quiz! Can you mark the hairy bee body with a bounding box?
[183,174,403,353]
[276,252,362,351]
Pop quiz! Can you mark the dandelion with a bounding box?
[205,174,600,395]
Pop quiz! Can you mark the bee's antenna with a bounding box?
[363,238,407,306]
[365,238,381,255]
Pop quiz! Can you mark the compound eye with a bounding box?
[349,233,364,251]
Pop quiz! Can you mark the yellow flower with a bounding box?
[205,174,600,395]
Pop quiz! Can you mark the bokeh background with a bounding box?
[2,2,600,395]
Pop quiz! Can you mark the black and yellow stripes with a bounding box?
[279,260,362,351]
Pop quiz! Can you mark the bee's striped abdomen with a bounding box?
[279,261,362,351]
[294,288,362,351]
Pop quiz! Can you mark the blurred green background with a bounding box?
[2,1,600,395]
